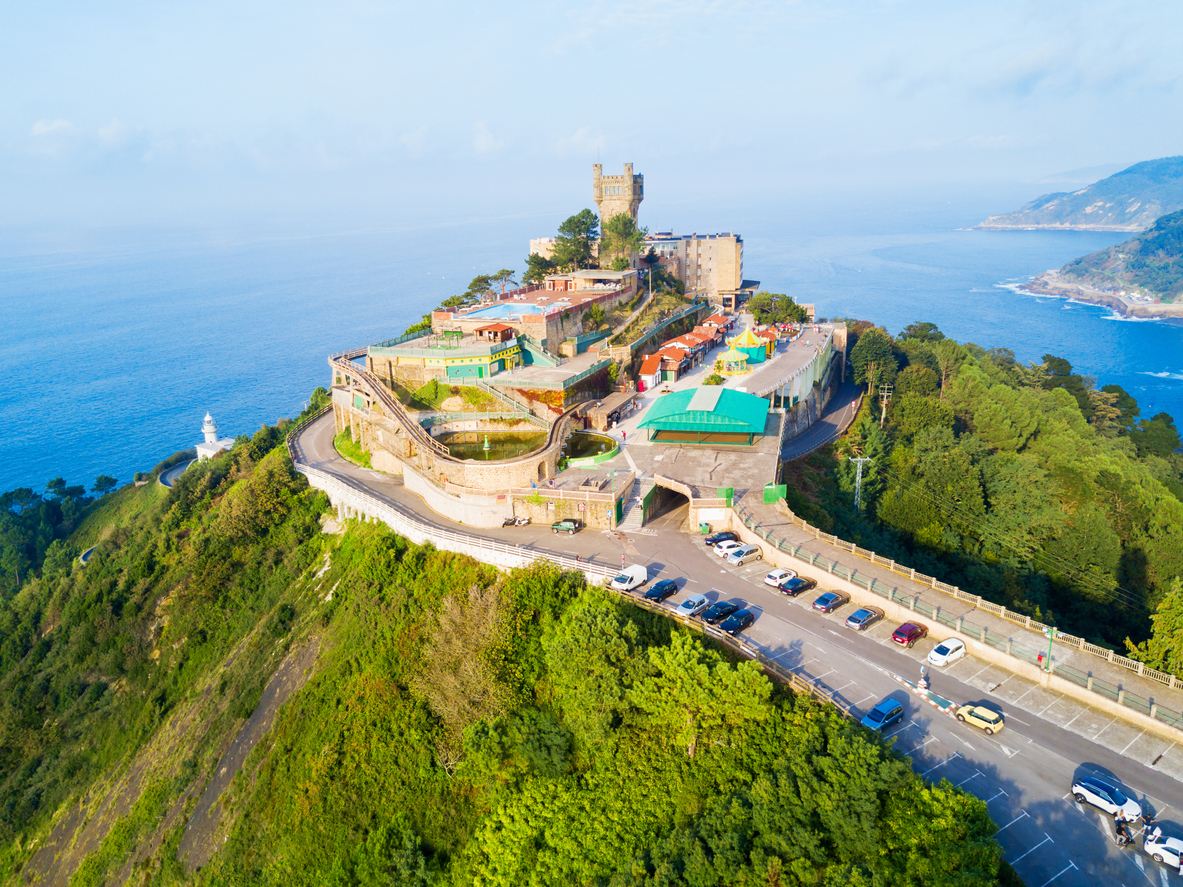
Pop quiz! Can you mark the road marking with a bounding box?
[684,577,698,583]
[856,694,876,706]
[1038,862,1076,887]
[1094,717,1118,740]
[996,743,1018,759]
[996,810,1029,833]
[920,754,959,777]
[1120,729,1148,756]
[1061,709,1086,729]
[967,664,991,681]
[985,788,1008,803]
[1161,867,1170,887]
[1036,695,1065,716]
[1013,684,1040,704]
[956,771,983,788]
[1005,715,1031,726]
[1010,833,1052,864]
[1135,852,1145,872]
[884,720,915,739]
[902,735,938,755]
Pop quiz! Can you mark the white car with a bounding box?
[675,594,710,618]
[1145,829,1183,867]
[927,638,967,667]
[610,564,648,592]
[764,568,796,588]
[715,540,743,559]
[1071,776,1141,820]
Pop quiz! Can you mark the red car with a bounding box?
[891,622,928,648]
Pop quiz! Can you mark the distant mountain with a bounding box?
[977,156,1183,231]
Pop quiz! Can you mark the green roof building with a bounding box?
[637,387,771,445]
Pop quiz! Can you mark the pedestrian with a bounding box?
[622,430,627,443]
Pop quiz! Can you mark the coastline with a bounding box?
[1016,271,1183,320]
[973,222,1145,232]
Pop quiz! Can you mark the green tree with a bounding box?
[523,252,558,285]
[849,327,898,394]
[491,268,517,293]
[551,209,600,271]
[91,475,118,496]
[899,321,946,343]
[608,256,630,271]
[328,816,435,887]
[747,291,808,325]
[1101,383,1140,431]
[1127,580,1183,673]
[1131,412,1182,458]
[600,213,647,265]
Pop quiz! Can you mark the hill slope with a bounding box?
[977,156,1183,231]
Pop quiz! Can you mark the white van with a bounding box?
[725,545,762,566]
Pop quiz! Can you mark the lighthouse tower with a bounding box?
[195,412,234,461]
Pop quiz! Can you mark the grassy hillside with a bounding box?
[0,423,1007,884]
[1058,208,1183,303]
[977,155,1183,231]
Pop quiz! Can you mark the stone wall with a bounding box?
[779,355,840,444]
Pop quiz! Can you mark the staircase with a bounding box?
[617,477,657,535]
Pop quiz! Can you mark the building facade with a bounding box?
[593,163,644,222]
[644,231,758,310]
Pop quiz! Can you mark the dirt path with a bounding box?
[176,637,321,873]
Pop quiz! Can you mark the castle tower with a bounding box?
[593,163,644,223]
[201,412,219,445]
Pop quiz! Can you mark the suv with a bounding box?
[551,518,582,535]
[891,622,928,648]
[1071,776,1141,820]
[860,698,904,732]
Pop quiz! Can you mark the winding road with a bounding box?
[295,410,1183,887]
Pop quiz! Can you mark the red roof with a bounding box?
[704,313,732,325]
[475,322,514,333]
[639,354,663,375]
[754,329,778,340]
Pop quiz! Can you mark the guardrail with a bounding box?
[735,502,1183,732]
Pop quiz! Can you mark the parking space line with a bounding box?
[966,664,991,681]
[986,788,1008,803]
[1036,695,1065,716]
[884,720,915,740]
[1094,717,1118,740]
[1119,729,1148,756]
[996,810,1028,833]
[902,735,938,756]
[1013,685,1040,704]
[1038,862,1076,887]
[920,754,959,777]
[1061,709,1086,730]
[1010,833,1052,864]
[955,771,983,788]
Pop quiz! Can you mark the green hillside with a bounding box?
[977,156,1183,231]
[1059,208,1183,302]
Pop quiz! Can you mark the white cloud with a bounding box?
[31,119,73,136]
[97,118,131,148]
[473,122,504,154]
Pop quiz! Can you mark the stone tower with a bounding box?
[593,163,643,223]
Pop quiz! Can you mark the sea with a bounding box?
[2,191,1181,495]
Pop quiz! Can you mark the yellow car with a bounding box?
[955,704,1004,735]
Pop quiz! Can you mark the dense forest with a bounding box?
[787,321,1183,662]
[0,400,1006,884]
[1060,208,1183,302]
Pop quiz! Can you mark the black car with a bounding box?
[778,576,817,596]
[719,609,754,635]
[643,579,679,602]
[701,601,739,625]
[704,531,738,547]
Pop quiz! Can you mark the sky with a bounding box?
[3,0,1182,232]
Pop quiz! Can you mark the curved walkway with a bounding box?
[781,379,861,460]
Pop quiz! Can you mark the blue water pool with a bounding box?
[463,302,545,319]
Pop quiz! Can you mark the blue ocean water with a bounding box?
[1,200,1180,494]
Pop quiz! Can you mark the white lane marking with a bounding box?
[1134,852,1145,872]
[1120,729,1148,756]
[1161,867,1170,887]
[920,754,959,777]
[1061,709,1086,730]
[1038,862,1076,887]
[996,810,1029,833]
[995,744,1018,759]
[902,735,939,755]
[884,720,915,739]
[966,664,991,681]
[986,788,1008,803]
[1010,833,1052,864]
[684,577,698,583]
[1013,685,1040,704]
[1093,717,1118,740]
[956,771,983,788]
[958,736,977,750]
[1036,695,1065,716]
[1005,715,1031,726]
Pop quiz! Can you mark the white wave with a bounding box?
[1140,371,1183,381]
[1101,313,1161,323]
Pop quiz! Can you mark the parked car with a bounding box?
[610,564,648,592]
[764,568,796,588]
[704,531,738,547]
[644,579,678,602]
[1071,776,1142,820]
[860,698,905,732]
[955,704,1004,735]
[725,545,763,566]
[714,540,743,559]
[719,609,754,635]
[551,518,582,535]
[845,606,884,631]
[927,638,967,667]
[1144,829,1183,867]
[702,601,740,625]
[812,591,849,613]
[891,622,928,648]
[675,593,710,618]
[778,576,816,596]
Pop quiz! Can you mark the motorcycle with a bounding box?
[502,517,518,527]
[1114,817,1135,847]
[514,516,531,526]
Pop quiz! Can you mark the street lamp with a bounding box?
[1043,626,1057,672]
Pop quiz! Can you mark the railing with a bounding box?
[419,411,548,430]
[735,501,1183,731]
[370,329,432,349]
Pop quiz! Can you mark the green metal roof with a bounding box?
[638,387,770,435]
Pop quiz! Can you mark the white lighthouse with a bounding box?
[195,412,234,460]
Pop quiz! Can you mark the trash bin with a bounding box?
[699,523,710,534]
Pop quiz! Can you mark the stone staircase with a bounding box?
[617,477,657,535]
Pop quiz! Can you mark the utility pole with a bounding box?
[851,456,872,512]
[1043,626,1056,672]
[879,383,894,427]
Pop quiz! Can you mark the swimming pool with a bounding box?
[463,302,545,320]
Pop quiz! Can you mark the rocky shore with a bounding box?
[1019,271,1183,319]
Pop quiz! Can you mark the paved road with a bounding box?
[298,414,1183,886]
[781,378,862,460]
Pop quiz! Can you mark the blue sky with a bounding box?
[3,0,1182,229]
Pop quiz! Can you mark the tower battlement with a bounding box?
[593,163,643,223]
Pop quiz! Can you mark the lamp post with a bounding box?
[1043,627,1056,672]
